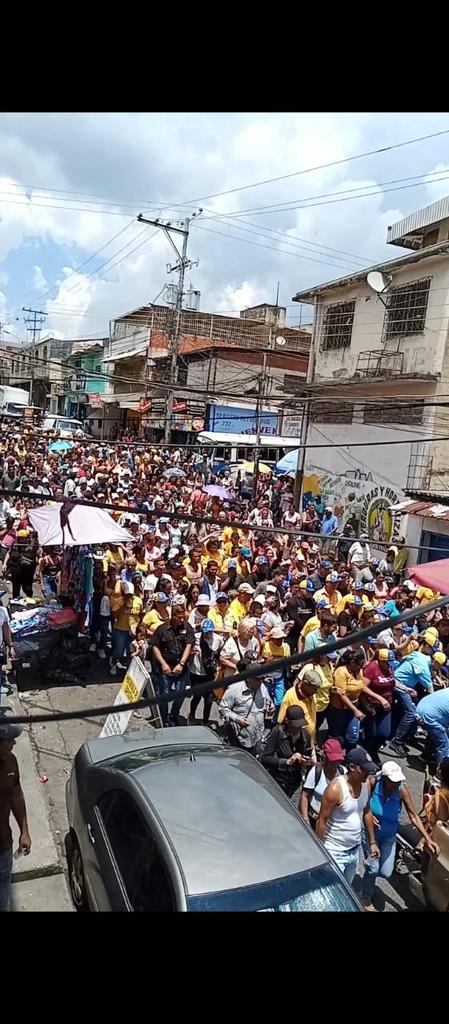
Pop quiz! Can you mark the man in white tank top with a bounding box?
[316,747,379,884]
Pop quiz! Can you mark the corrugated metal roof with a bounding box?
[391,499,449,521]
[387,196,449,245]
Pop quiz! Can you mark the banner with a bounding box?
[99,657,162,737]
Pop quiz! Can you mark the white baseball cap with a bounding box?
[238,583,255,594]
[381,760,406,783]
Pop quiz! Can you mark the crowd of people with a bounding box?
[0,421,448,909]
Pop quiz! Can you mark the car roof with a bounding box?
[85,726,221,764]
[120,739,328,896]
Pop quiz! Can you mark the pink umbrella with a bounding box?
[203,484,232,500]
[408,558,449,594]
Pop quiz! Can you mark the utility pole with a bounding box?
[22,307,47,345]
[137,212,200,442]
[252,348,269,499]
[22,308,47,405]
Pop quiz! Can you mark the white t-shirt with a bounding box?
[220,635,259,676]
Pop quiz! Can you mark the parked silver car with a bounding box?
[65,727,362,912]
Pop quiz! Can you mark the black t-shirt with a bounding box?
[261,725,312,796]
[152,621,195,669]
[337,610,354,633]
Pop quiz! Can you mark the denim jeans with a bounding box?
[425,722,449,766]
[393,688,416,744]
[0,848,13,913]
[98,615,111,653]
[111,629,132,665]
[326,843,360,884]
[360,832,396,900]
[154,669,190,724]
[42,576,57,598]
[327,706,352,744]
[363,707,392,756]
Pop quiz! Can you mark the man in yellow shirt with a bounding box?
[143,593,170,635]
[278,670,321,741]
[313,572,342,611]
[298,599,330,652]
[262,625,290,711]
[227,583,255,627]
[208,592,231,637]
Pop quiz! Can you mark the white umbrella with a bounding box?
[28,504,135,547]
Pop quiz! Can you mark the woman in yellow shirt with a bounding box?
[327,650,389,743]
[142,593,170,635]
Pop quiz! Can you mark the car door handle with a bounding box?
[87,823,96,845]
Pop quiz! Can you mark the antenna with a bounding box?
[275,280,280,307]
[366,271,392,309]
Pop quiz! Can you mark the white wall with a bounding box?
[313,256,449,383]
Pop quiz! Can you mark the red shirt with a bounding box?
[363,660,394,705]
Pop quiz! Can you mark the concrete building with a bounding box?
[103,302,310,440]
[59,340,108,426]
[292,195,449,544]
[7,336,77,412]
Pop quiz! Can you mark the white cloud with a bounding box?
[32,264,47,291]
[0,113,448,338]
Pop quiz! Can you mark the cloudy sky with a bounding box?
[0,111,448,343]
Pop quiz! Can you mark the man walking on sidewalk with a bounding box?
[0,720,31,912]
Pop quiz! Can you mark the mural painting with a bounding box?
[303,464,402,543]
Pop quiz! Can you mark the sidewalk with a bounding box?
[9,718,73,911]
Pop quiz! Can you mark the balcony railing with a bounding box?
[356,350,404,377]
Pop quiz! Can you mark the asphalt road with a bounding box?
[4,579,428,913]
[14,663,427,913]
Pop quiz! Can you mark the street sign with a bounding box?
[99,657,162,737]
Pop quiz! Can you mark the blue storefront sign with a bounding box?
[206,404,278,435]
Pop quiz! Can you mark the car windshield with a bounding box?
[187,863,359,912]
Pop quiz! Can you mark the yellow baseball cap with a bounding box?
[378,648,390,661]
[433,651,447,666]
[424,629,439,646]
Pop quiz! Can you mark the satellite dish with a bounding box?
[367,271,390,294]
[275,335,286,347]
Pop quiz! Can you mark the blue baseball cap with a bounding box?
[326,651,338,661]
[352,596,363,607]
[228,559,237,568]
[320,560,332,570]
[216,592,228,602]
[256,555,268,565]
[159,517,169,524]
[316,598,329,609]
[387,651,396,662]
[370,558,380,566]
[353,581,364,591]
[365,582,376,592]
[306,579,315,592]
[154,592,169,604]
[240,546,251,557]
[403,625,413,635]
[368,636,378,643]
[377,606,390,617]
[327,572,341,583]
[201,618,215,633]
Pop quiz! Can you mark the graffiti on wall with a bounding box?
[303,464,402,543]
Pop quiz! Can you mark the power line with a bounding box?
[208,166,449,220]
[177,127,449,205]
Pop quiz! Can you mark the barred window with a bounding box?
[320,300,355,351]
[362,400,424,426]
[384,278,430,340]
[310,402,354,424]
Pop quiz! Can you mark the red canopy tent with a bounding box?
[408,558,449,594]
